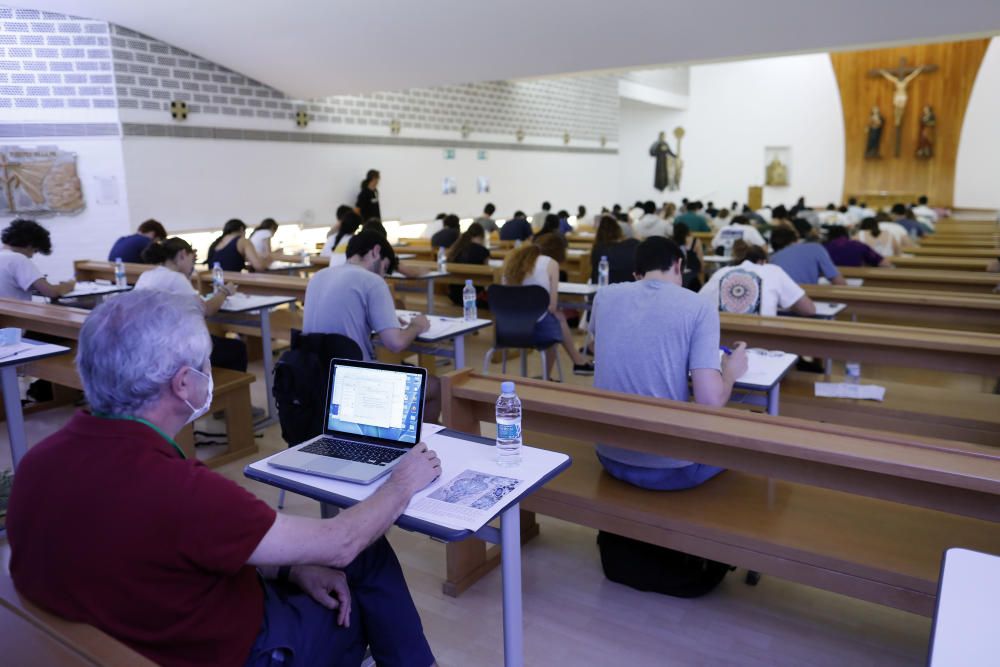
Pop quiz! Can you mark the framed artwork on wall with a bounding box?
[764,146,791,187]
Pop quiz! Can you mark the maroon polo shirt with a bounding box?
[7,411,276,667]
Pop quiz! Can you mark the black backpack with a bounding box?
[272,331,363,447]
[597,531,732,598]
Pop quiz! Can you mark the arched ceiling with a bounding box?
[14,0,1000,99]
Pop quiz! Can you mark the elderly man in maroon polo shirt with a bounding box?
[7,290,440,667]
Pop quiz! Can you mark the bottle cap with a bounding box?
[115,257,122,262]
[601,255,607,261]
[213,262,221,269]
[501,381,515,394]
[465,279,473,285]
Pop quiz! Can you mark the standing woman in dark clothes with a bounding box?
[356,169,381,222]
[206,219,269,272]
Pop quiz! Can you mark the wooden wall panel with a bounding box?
[831,39,988,207]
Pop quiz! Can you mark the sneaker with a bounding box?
[573,362,595,376]
[251,406,267,419]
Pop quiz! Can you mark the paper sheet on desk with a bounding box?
[396,311,487,340]
[815,382,886,401]
[0,342,36,360]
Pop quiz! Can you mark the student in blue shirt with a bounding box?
[769,227,845,285]
[107,219,167,263]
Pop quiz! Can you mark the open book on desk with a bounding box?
[248,424,569,532]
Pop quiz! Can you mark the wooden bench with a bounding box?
[910,246,999,258]
[839,267,999,293]
[440,370,1000,616]
[0,575,155,666]
[921,236,998,248]
[800,285,1000,332]
[0,299,258,467]
[73,259,159,284]
[890,256,993,272]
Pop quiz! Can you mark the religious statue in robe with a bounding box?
[864,107,884,159]
[916,105,936,159]
[765,157,788,186]
[649,131,675,192]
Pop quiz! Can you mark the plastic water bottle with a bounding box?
[437,246,447,272]
[496,381,522,466]
[212,262,225,293]
[514,239,522,249]
[598,255,609,288]
[845,361,862,384]
[462,280,477,321]
[114,257,126,287]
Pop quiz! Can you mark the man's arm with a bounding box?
[379,315,429,353]
[789,294,816,316]
[692,343,748,407]
[248,443,440,569]
[31,277,75,298]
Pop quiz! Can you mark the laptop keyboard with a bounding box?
[302,437,405,467]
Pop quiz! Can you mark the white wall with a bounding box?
[122,136,619,232]
[954,38,1000,210]
[618,54,846,210]
[0,135,131,281]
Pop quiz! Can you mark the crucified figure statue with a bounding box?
[878,66,925,128]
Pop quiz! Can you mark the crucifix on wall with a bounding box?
[868,57,938,157]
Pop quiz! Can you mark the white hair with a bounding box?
[77,290,211,416]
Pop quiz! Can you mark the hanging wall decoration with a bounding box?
[295,110,310,128]
[170,100,188,121]
[1,145,85,215]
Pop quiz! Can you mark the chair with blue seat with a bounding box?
[482,284,563,381]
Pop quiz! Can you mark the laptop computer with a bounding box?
[267,358,426,484]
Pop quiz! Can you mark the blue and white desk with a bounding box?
[726,350,798,415]
[928,548,1000,666]
[394,310,491,369]
[0,339,71,469]
[246,425,571,667]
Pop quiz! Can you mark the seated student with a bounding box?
[633,200,671,240]
[890,203,927,238]
[590,214,640,284]
[710,214,766,253]
[303,231,442,419]
[502,235,594,377]
[531,201,552,233]
[534,214,563,240]
[248,218,294,263]
[824,225,890,267]
[556,209,574,235]
[856,216,901,258]
[473,203,499,235]
[108,219,167,264]
[321,210,363,264]
[134,238,249,373]
[769,226,845,285]
[674,201,711,232]
[0,219,75,300]
[589,236,748,489]
[7,290,440,667]
[673,222,704,291]
[876,211,915,251]
[499,210,533,242]
[446,222,490,306]
[710,207,729,232]
[575,205,588,229]
[430,214,460,249]
[206,219,269,272]
[321,205,355,256]
[700,241,816,317]
[911,195,939,229]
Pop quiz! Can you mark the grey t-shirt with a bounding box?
[473,216,498,233]
[302,263,399,361]
[589,280,721,468]
[769,242,840,285]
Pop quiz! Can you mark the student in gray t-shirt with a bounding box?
[589,236,748,490]
[768,226,845,285]
[302,231,442,419]
[473,203,498,234]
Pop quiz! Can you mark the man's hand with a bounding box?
[223,282,239,297]
[290,565,352,627]
[721,341,748,383]
[59,279,76,295]
[407,314,430,335]
[389,442,441,495]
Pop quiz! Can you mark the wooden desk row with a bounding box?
[839,267,999,293]
[441,370,1000,615]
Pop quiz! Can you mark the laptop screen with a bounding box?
[326,361,423,445]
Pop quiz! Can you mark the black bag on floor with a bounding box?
[597,531,732,598]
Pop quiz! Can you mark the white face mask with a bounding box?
[183,367,213,424]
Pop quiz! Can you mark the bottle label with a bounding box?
[496,421,521,441]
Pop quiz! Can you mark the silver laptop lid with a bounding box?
[323,358,426,447]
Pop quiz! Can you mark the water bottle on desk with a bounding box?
[845,361,862,384]
[437,246,447,272]
[114,257,126,287]
[496,381,522,466]
[212,262,225,293]
[462,280,477,321]
[598,255,609,288]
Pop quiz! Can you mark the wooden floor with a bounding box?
[0,298,939,666]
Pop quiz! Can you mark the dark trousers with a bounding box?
[245,537,434,667]
[211,335,248,373]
